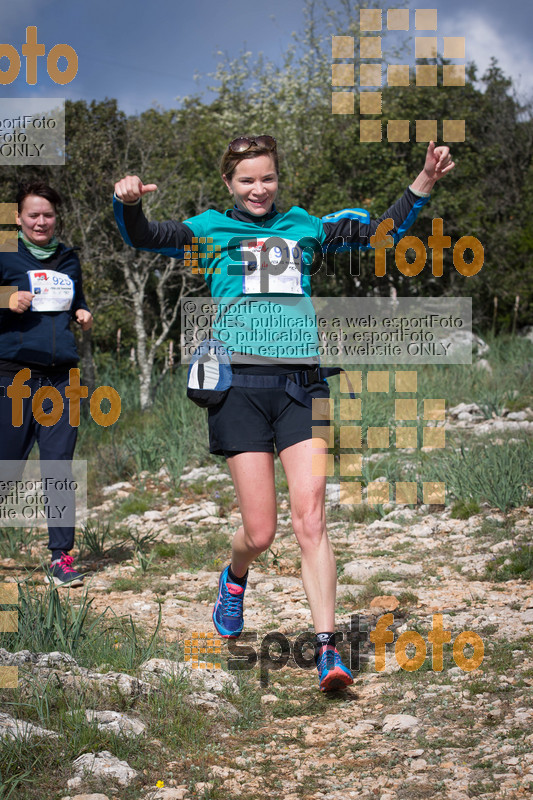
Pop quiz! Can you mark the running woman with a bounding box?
[114,136,454,690]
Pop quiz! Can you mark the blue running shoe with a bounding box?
[317,646,353,692]
[212,565,246,638]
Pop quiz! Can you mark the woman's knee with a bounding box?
[241,519,277,553]
[291,507,326,548]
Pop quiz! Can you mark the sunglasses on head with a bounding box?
[228,135,277,153]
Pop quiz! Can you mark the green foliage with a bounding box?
[0,1,531,360]
[77,365,210,498]
[168,531,230,572]
[436,439,532,511]
[485,545,533,582]
[9,580,105,656]
[451,500,481,519]
[0,527,34,560]
[77,518,115,559]
[117,493,155,518]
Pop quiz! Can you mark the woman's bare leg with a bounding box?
[226,451,278,577]
[279,439,336,632]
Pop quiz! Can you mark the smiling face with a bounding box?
[223,154,278,216]
[16,194,57,246]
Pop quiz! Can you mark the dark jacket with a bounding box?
[0,239,89,367]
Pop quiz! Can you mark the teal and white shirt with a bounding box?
[114,189,429,360]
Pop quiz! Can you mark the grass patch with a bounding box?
[154,542,182,559]
[432,439,532,511]
[76,365,212,499]
[0,661,226,800]
[337,591,364,614]
[4,579,165,673]
[108,576,138,592]
[148,531,231,573]
[484,544,533,582]
[0,527,35,562]
[451,499,481,519]
[353,571,407,607]
[116,491,157,518]
[397,590,419,607]
[328,504,381,524]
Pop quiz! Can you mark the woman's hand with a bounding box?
[114,175,158,204]
[423,141,455,181]
[75,309,93,331]
[9,290,33,313]
[410,141,455,194]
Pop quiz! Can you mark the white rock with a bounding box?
[152,789,189,800]
[0,711,58,740]
[382,714,419,732]
[382,654,402,674]
[408,524,434,538]
[449,402,483,418]
[69,795,111,800]
[490,539,515,553]
[367,520,403,532]
[84,710,146,737]
[139,658,239,694]
[35,651,78,668]
[325,483,340,503]
[184,502,218,520]
[347,722,376,736]
[181,466,223,482]
[521,610,533,624]
[261,694,278,705]
[71,751,138,787]
[187,691,239,717]
[101,481,133,496]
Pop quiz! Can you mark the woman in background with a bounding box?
[0,181,92,586]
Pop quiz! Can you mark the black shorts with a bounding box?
[208,365,331,457]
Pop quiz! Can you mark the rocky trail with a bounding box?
[0,404,532,799]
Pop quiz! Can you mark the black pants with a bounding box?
[0,371,78,555]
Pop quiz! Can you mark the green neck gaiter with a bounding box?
[19,231,59,260]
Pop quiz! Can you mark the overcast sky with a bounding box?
[0,0,531,113]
